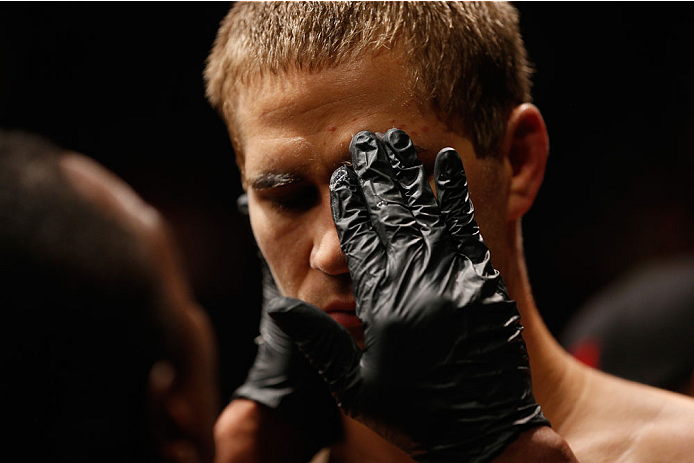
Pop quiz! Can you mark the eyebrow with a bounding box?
[247,145,429,190]
[248,172,302,190]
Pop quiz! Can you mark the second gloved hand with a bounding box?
[232,259,342,459]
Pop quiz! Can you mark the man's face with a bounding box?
[235,53,506,341]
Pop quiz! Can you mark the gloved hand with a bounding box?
[268,129,550,462]
[232,255,342,459]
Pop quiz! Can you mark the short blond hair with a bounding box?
[205,1,532,158]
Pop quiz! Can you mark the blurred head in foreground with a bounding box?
[0,130,219,462]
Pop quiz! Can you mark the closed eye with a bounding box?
[257,183,318,213]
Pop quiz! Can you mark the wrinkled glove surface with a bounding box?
[269,129,549,462]
[233,258,342,458]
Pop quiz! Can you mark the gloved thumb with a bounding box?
[267,298,363,402]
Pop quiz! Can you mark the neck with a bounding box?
[332,416,414,462]
[501,222,586,431]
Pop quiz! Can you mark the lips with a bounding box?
[323,300,361,328]
[326,310,362,328]
[321,300,364,347]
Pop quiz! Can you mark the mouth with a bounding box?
[323,300,361,328]
[322,300,364,347]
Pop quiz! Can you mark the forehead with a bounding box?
[233,54,451,183]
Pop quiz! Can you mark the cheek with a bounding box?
[461,159,511,269]
[426,152,505,254]
[248,204,311,296]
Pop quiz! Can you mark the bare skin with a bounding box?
[215,52,694,462]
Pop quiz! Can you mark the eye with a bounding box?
[259,183,318,213]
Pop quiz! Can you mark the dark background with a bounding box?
[2,2,693,400]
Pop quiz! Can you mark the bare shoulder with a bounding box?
[214,399,308,463]
[626,387,694,462]
[561,368,694,462]
[492,426,578,462]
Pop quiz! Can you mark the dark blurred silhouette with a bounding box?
[0,130,219,462]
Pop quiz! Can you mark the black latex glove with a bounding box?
[268,129,550,462]
[232,255,342,459]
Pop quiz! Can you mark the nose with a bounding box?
[309,192,349,276]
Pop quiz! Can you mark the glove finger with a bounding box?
[330,165,384,308]
[434,148,494,275]
[350,131,421,251]
[234,309,319,412]
[382,128,445,240]
[267,297,363,411]
[237,287,344,450]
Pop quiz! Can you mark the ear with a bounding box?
[500,104,549,221]
[148,360,203,463]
